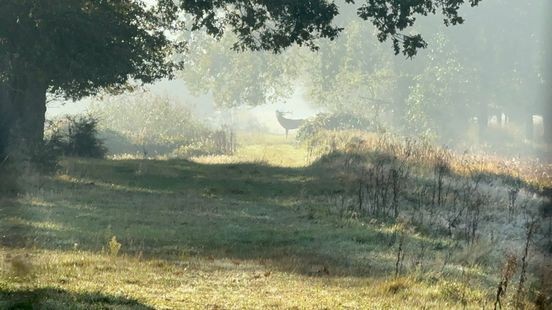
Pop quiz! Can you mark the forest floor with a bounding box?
[0,133,549,309]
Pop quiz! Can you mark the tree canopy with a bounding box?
[159,0,482,57]
[1,0,486,160]
[0,0,178,159]
[175,0,549,146]
[0,0,175,99]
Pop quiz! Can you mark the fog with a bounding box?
[46,0,550,158]
[3,0,552,308]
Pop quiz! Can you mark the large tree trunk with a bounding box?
[14,75,48,148]
[0,54,12,161]
[1,59,48,161]
[0,84,11,161]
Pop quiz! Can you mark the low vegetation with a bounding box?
[45,115,107,159]
[89,93,236,159]
[1,131,550,309]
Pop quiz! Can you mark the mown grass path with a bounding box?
[0,141,504,309]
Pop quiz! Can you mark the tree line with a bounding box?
[1,0,549,166]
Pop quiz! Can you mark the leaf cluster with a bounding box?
[0,0,180,100]
[355,0,482,57]
[161,0,482,56]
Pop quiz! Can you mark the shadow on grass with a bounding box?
[0,195,401,278]
[60,153,550,200]
[57,157,338,200]
[1,154,547,278]
[0,287,153,309]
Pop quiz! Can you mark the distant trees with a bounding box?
[404,33,477,142]
[179,1,549,147]
[445,0,549,143]
[180,32,296,107]
[1,0,486,163]
[301,20,396,119]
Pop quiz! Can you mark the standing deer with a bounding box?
[275,111,305,138]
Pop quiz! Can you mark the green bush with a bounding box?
[66,116,107,158]
[90,93,209,157]
[44,115,107,158]
[296,112,373,142]
[88,93,240,158]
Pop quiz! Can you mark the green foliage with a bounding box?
[0,0,180,163]
[0,0,489,163]
[45,115,107,159]
[162,0,482,56]
[356,0,483,57]
[90,92,237,158]
[174,1,492,134]
[64,116,107,158]
[90,92,209,156]
[0,0,178,100]
[180,32,296,107]
[296,112,373,142]
[404,33,475,142]
[161,0,342,53]
[301,20,397,116]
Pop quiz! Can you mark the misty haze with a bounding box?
[1,0,551,309]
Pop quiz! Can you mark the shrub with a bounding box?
[296,112,373,142]
[171,127,236,158]
[90,92,208,157]
[64,116,107,158]
[31,140,63,173]
[0,159,19,196]
[44,115,107,158]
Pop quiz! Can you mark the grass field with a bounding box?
[0,133,549,309]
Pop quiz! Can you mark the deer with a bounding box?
[275,110,305,138]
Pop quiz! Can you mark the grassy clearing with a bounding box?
[0,132,549,309]
[191,132,308,167]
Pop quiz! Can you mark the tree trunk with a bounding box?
[545,105,552,146]
[0,54,12,161]
[1,61,48,160]
[15,76,48,147]
[525,113,534,142]
[478,101,488,143]
[0,84,11,161]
